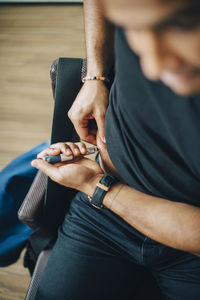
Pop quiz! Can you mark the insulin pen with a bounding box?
[42,146,99,164]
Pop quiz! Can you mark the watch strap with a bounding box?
[88,174,118,209]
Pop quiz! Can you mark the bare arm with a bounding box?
[99,181,200,255]
[84,0,114,76]
[68,1,114,144]
[33,141,200,256]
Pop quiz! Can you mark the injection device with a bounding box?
[42,146,99,164]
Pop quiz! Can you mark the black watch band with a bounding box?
[88,174,118,209]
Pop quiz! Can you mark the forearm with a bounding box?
[83,0,114,75]
[100,182,200,254]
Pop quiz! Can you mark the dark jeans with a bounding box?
[35,189,200,300]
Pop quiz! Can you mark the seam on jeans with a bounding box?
[141,236,148,265]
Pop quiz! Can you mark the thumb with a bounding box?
[95,113,106,143]
[31,159,59,182]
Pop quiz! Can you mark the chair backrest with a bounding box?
[43,57,84,233]
[18,58,85,234]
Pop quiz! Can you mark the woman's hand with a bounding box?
[68,80,109,145]
[31,142,104,197]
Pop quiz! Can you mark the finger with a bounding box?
[37,143,69,159]
[37,147,60,159]
[95,112,106,143]
[61,142,87,157]
[66,142,96,156]
[47,143,75,157]
[49,143,75,157]
[74,120,97,145]
[74,142,87,155]
[64,142,81,156]
[37,142,87,160]
[31,159,61,182]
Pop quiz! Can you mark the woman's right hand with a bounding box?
[68,80,109,146]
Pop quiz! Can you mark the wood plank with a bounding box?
[0,4,85,299]
[0,4,85,169]
[0,250,31,300]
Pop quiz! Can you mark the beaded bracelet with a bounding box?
[82,76,110,83]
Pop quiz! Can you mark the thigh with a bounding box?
[35,192,147,300]
[35,236,146,300]
[153,253,200,300]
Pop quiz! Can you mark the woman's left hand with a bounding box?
[31,142,104,197]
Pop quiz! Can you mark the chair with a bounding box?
[19,57,164,300]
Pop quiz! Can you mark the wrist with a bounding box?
[82,79,110,91]
[84,173,104,198]
[82,76,110,84]
[86,58,113,78]
[86,66,105,77]
[103,182,124,209]
[87,174,120,209]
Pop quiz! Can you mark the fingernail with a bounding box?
[103,137,106,143]
[74,149,79,154]
[31,160,36,166]
[31,158,42,166]
[66,149,72,154]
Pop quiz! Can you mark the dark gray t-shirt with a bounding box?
[105,27,200,207]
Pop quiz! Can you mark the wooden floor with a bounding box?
[0,4,85,299]
[0,250,31,300]
[0,4,85,170]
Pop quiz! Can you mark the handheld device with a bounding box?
[42,146,99,164]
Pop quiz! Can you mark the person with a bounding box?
[31,0,200,299]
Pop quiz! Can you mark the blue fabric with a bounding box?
[0,141,49,266]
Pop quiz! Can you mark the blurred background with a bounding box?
[0,2,85,299]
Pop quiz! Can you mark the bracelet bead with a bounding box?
[82,76,110,83]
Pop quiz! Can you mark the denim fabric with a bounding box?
[35,155,200,300]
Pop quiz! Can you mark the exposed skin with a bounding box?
[32,0,200,256]
[67,0,114,145]
[102,0,200,96]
